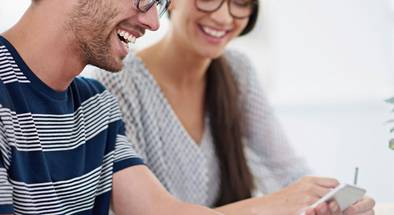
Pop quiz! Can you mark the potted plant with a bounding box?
[387,97,394,150]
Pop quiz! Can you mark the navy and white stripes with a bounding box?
[0,35,143,215]
[10,152,114,215]
[0,167,12,206]
[0,91,121,152]
[0,45,30,84]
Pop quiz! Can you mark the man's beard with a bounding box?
[67,0,123,72]
[78,32,121,72]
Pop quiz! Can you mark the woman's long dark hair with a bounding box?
[167,0,259,206]
[206,57,254,206]
[204,0,259,207]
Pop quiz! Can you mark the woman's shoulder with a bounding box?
[223,48,252,65]
[223,49,257,90]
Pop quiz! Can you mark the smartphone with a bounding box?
[300,183,366,215]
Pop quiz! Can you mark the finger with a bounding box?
[312,177,339,188]
[344,197,376,214]
[305,207,317,215]
[311,185,331,198]
[353,210,375,215]
[315,202,331,215]
[328,200,341,214]
[363,210,375,215]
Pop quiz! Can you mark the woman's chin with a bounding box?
[199,48,225,60]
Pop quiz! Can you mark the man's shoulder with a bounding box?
[0,77,18,110]
[72,76,120,113]
[73,76,108,96]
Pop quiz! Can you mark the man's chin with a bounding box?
[107,68,123,73]
[105,65,124,73]
[93,59,124,73]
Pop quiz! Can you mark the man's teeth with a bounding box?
[117,29,137,44]
[202,27,226,38]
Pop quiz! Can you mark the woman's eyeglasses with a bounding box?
[195,0,257,19]
[135,0,171,17]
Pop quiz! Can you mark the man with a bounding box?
[0,0,373,215]
[0,0,222,214]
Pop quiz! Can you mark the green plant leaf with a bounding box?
[387,97,394,150]
[386,97,394,104]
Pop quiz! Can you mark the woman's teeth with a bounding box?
[202,26,226,38]
[117,29,137,44]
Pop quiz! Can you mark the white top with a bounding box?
[92,49,310,206]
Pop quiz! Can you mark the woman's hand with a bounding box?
[214,176,375,215]
[260,176,339,214]
[343,196,375,215]
[304,195,375,215]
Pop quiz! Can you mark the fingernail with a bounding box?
[330,203,338,212]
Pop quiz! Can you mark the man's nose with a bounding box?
[138,5,160,31]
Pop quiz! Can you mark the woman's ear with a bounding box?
[168,0,175,11]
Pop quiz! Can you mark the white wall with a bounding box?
[241,0,393,203]
[1,0,393,203]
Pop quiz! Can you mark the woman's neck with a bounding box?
[139,33,211,89]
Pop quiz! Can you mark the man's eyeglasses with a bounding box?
[196,0,257,19]
[135,0,171,17]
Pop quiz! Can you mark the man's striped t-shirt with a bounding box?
[0,36,144,214]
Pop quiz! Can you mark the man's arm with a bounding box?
[0,120,13,215]
[0,167,12,215]
[111,165,223,215]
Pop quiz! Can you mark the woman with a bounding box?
[93,0,375,214]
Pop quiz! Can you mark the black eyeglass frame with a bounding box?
[195,0,258,19]
[135,0,171,17]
